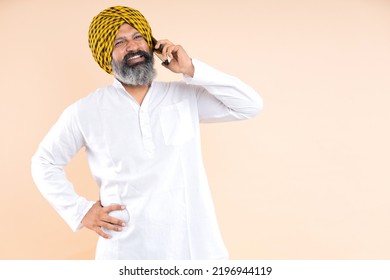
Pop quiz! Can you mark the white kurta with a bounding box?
[31,59,263,259]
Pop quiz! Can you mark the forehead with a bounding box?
[115,23,139,38]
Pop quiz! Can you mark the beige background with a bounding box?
[1,0,389,259]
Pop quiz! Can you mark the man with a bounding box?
[31,6,262,260]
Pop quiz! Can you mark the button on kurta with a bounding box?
[139,108,155,156]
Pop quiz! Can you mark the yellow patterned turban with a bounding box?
[88,6,154,74]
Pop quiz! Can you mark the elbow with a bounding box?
[252,94,264,116]
[31,152,56,184]
[31,153,43,185]
[242,94,263,119]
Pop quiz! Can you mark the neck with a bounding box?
[122,83,150,105]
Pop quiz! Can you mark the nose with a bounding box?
[125,40,140,52]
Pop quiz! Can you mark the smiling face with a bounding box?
[111,23,156,86]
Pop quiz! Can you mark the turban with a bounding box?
[88,6,154,74]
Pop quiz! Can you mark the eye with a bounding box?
[114,40,124,47]
[134,34,143,40]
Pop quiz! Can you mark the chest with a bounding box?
[83,92,198,164]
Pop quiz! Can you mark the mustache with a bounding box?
[124,50,152,63]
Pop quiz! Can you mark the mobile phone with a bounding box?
[152,37,169,65]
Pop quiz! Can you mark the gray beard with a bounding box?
[111,52,156,86]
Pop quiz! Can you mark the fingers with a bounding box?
[102,204,127,226]
[154,39,172,52]
[95,227,111,239]
[101,215,126,229]
[82,201,127,239]
[154,39,194,76]
[154,40,184,61]
[92,220,124,239]
[104,204,126,214]
[95,222,123,239]
[97,221,124,239]
[154,39,173,61]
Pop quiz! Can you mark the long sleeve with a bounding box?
[183,59,263,122]
[31,104,94,232]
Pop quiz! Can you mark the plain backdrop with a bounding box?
[0,0,389,259]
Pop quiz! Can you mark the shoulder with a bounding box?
[57,84,115,126]
[154,80,203,95]
[71,84,114,111]
[77,85,111,105]
[151,81,202,107]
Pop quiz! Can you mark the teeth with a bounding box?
[129,55,141,60]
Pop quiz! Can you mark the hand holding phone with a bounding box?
[151,38,194,77]
[152,37,169,65]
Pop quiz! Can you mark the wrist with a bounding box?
[183,60,195,78]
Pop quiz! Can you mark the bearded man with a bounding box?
[32,6,262,260]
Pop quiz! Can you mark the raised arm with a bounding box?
[154,39,263,122]
[185,59,263,122]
